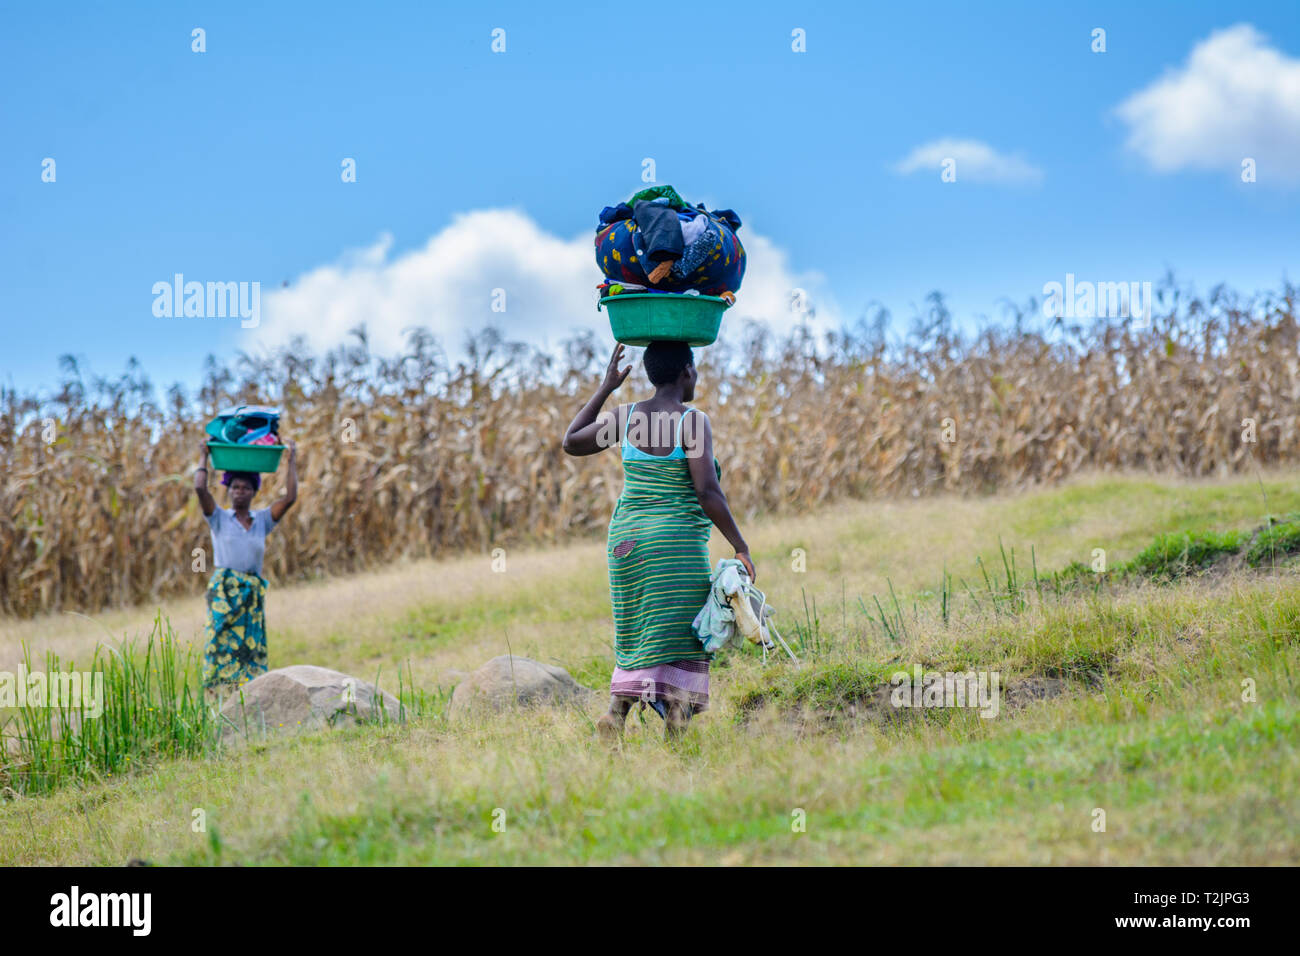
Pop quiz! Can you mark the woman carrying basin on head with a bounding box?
[193,438,298,695]
[563,342,754,740]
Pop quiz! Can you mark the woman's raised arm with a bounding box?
[194,441,216,516]
[270,439,298,522]
[563,344,631,456]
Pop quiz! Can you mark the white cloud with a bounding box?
[893,138,1043,184]
[1115,23,1300,180]
[250,208,840,358]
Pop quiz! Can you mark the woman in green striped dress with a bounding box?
[563,342,755,740]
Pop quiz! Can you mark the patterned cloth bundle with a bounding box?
[594,184,746,303]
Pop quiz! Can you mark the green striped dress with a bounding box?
[607,404,717,675]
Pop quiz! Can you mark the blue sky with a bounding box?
[2,0,1298,395]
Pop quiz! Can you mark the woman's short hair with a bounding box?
[221,470,261,492]
[643,341,694,386]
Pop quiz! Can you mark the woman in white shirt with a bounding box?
[193,439,298,694]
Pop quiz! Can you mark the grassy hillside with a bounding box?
[2,472,1299,864]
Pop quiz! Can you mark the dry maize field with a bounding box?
[2,285,1298,618]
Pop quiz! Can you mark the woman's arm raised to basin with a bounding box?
[270,439,298,523]
[563,344,631,456]
[194,441,216,517]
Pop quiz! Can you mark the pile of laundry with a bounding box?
[205,405,281,446]
[595,185,746,303]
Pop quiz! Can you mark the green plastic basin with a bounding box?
[599,293,728,346]
[207,441,285,474]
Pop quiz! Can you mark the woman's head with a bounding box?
[221,471,260,508]
[644,341,697,400]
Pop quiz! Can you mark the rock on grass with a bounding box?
[448,655,593,717]
[218,665,402,742]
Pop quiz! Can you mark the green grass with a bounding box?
[1,614,218,796]
[191,702,1294,865]
[2,473,1299,864]
[1,616,439,798]
[1119,529,1244,579]
[731,658,895,716]
[1247,517,1300,568]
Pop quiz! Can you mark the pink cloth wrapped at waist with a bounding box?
[610,659,709,713]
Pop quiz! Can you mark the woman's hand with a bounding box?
[285,437,297,461]
[197,441,209,468]
[600,344,632,395]
[736,550,756,583]
[563,345,629,457]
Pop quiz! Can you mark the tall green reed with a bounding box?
[1,612,218,796]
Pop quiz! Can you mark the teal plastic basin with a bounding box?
[206,441,285,474]
[599,293,728,346]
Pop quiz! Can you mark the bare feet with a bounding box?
[595,712,622,743]
[664,701,691,741]
[595,696,633,745]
